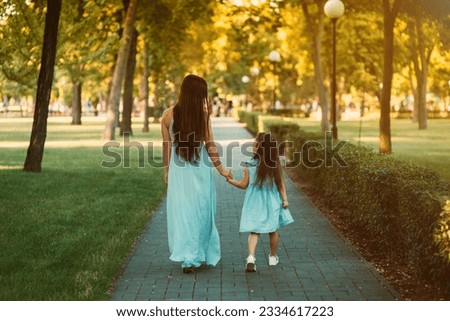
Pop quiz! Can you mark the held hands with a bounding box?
[221,168,233,181]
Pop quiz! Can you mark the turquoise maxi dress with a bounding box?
[240,158,294,233]
[166,121,220,268]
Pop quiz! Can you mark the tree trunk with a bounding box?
[315,30,330,133]
[70,0,84,126]
[408,66,418,122]
[120,28,138,137]
[379,0,402,154]
[417,76,427,129]
[302,1,329,133]
[140,40,150,133]
[153,76,161,124]
[23,0,62,172]
[71,80,82,125]
[102,0,139,140]
[104,60,116,113]
[415,16,430,130]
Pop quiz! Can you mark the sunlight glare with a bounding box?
[0,165,21,171]
[230,0,244,6]
[230,0,267,6]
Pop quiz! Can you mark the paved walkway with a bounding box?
[111,118,399,301]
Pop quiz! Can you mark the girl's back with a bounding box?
[239,158,293,233]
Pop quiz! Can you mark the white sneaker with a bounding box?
[245,255,256,272]
[268,255,279,266]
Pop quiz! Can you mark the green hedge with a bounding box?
[298,143,450,283]
[436,201,450,266]
[263,120,300,140]
[237,111,450,294]
[267,109,306,118]
[237,110,262,134]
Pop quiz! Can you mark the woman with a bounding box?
[161,74,232,273]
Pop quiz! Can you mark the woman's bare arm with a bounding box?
[205,121,232,179]
[161,109,172,183]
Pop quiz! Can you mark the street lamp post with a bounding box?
[241,75,250,108]
[268,50,281,110]
[324,0,345,139]
[250,66,260,108]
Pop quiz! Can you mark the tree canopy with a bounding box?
[1,0,449,132]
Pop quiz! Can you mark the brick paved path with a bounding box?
[111,118,399,301]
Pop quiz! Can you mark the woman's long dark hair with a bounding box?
[253,132,283,192]
[173,75,211,162]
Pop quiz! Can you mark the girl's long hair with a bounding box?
[253,132,283,192]
[173,75,211,162]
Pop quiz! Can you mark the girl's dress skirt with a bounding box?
[240,159,294,233]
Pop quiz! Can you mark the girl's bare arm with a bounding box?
[279,178,289,208]
[227,167,249,189]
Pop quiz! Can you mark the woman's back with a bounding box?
[240,158,293,233]
[171,75,211,163]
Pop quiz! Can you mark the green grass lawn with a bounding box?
[289,117,450,182]
[0,116,165,300]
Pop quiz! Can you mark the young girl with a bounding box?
[227,132,294,272]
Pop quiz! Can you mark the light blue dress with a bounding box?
[166,120,220,268]
[240,158,294,233]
